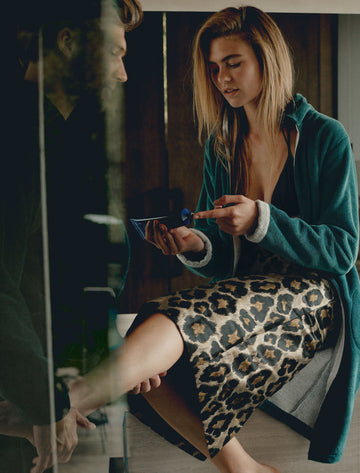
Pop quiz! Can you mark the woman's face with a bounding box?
[208,35,262,110]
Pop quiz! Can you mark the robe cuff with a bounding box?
[177,229,212,268]
[245,200,270,243]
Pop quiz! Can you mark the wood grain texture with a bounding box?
[122,12,170,312]
[127,402,360,473]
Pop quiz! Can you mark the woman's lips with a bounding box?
[223,88,239,97]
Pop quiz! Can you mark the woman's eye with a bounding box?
[210,67,219,76]
[228,62,241,68]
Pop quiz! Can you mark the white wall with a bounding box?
[338,15,360,193]
[338,15,360,163]
[140,0,360,13]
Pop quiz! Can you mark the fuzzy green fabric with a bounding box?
[179,94,360,463]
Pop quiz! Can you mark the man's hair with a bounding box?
[18,0,143,63]
[119,0,143,31]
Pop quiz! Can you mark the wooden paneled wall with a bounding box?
[120,12,337,313]
[272,13,337,117]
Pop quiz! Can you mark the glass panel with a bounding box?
[5,3,359,472]
[3,1,134,471]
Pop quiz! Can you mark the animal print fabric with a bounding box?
[136,248,338,458]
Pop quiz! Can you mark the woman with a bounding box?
[71,6,360,472]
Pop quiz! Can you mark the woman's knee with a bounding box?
[126,312,185,367]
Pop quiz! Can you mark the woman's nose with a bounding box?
[218,66,231,85]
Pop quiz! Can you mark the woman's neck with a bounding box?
[243,102,265,142]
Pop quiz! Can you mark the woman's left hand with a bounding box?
[194,195,258,236]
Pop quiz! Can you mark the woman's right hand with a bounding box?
[145,221,204,256]
[131,372,168,395]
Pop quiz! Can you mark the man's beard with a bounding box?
[63,50,102,100]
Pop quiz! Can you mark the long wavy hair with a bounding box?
[193,6,294,194]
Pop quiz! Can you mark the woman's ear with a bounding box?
[57,27,76,59]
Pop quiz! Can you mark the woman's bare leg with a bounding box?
[70,313,184,415]
[118,312,184,391]
[211,437,279,473]
[143,381,278,473]
[71,312,278,472]
[142,378,209,456]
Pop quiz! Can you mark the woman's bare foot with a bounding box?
[260,465,280,473]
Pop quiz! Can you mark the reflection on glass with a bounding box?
[0,1,142,471]
[3,3,359,472]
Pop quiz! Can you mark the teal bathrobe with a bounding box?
[178,94,360,463]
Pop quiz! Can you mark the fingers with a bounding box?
[160,226,180,255]
[31,425,53,473]
[213,195,244,207]
[194,195,246,220]
[131,374,167,395]
[55,409,79,463]
[144,221,154,242]
[149,375,162,389]
[145,220,198,255]
[154,224,174,255]
[194,208,225,220]
[131,383,141,395]
[31,409,88,472]
[56,432,78,464]
[75,410,96,431]
[137,377,157,393]
[145,221,167,250]
[194,206,236,220]
[31,454,50,473]
[140,379,152,392]
[216,221,237,234]
[57,442,75,464]
[145,221,167,251]
[194,195,257,235]
[151,221,181,255]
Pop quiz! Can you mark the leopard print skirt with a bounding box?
[129,246,339,459]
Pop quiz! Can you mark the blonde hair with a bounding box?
[193,6,294,194]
